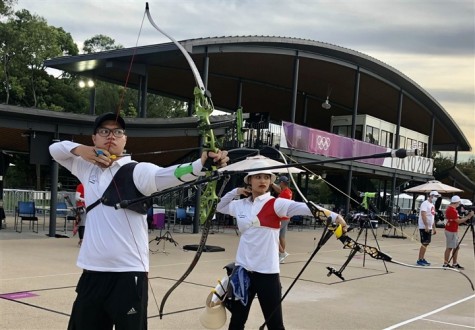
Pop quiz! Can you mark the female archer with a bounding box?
[216,161,347,329]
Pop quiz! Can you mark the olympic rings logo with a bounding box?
[316,136,331,150]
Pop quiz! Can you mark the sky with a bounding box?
[16,0,475,160]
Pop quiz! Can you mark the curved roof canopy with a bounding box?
[44,36,471,153]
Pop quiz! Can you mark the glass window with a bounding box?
[380,130,393,148]
[399,136,406,149]
[366,126,379,145]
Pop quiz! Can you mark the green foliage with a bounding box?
[433,151,475,183]
[458,158,475,182]
[82,34,123,53]
[146,94,187,118]
[0,0,17,17]
[4,153,35,189]
[432,151,455,176]
[292,175,333,205]
[0,8,78,107]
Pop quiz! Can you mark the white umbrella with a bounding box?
[396,193,413,199]
[404,180,463,194]
[218,155,304,174]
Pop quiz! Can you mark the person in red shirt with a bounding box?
[444,195,474,269]
[271,176,293,263]
[75,183,86,247]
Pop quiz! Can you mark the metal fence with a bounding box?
[2,189,75,216]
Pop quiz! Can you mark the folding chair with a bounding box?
[15,201,39,233]
[57,202,74,233]
[289,215,304,231]
[174,207,193,233]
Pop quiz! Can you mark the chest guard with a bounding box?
[87,162,152,215]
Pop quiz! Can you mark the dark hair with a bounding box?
[93,112,125,133]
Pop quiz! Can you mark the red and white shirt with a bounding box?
[217,189,337,273]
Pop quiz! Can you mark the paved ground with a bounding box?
[1,216,474,330]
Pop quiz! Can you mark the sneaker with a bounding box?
[279,252,289,264]
[442,263,453,268]
[452,264,464,270]
[421,259,431,266]
[416,259,426,266]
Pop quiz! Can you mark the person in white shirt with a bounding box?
[216,161,347,330]
[49,112,228,330]
[416,190,440,266]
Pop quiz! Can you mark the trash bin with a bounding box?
[153,206,165,229]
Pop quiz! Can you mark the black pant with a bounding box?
[78,226,85,240]
[228,272,284,330]
[68,271,148,330]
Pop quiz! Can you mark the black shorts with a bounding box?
[419,229,432,245]
[68,271,148,330]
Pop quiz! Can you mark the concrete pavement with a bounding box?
[1,216,474,329]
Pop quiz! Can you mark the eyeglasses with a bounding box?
[96,128,126,138]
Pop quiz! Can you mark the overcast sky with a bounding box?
[16,0,474,160]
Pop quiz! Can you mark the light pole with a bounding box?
[78,79,96,115]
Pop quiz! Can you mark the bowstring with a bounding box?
[104,7,161,314]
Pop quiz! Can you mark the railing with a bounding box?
[2,189,75,216]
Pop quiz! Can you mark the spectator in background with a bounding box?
[443,195,474,269]
[417,191,440,266]
[271,175,293,263]
[75,183,86,247]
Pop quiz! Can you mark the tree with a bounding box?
[81,34,187,118]
[146,94,188,118]
[433,151,475,183]
[432,151,455,177]
[0,0,17,18]
[82,34,122,53]
[458,158,475,182]
[0,9,78,107]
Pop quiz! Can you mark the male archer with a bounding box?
[50,112,228,330]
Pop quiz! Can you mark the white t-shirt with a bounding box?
[217,189,337,273]
[50,140,203,272]
[418,199,436,229]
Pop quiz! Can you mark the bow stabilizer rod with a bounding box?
[222,148,418,176]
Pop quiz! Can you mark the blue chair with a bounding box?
[175,207,193,233]
[290,215,304,231]
[56,202,74,233]
[398,212,408,226]
[15,201,38,233]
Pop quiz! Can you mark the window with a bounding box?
[332,125,363,140]
[380,130,393,148]
[366,126,379,145]
[333,125,349,137]
[399,136,406,149]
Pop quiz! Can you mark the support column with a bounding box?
[48,136,60,237]
[89,87,96,115]
[395,89,403,148]
[290,53,300,124]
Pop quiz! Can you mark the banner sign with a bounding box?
[280,121,433,175]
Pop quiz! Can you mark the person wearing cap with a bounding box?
[443,195,474,269]
[49,112,229,330]
[271,175,293,263]
[216,161,347,330]
[416,190,440,266]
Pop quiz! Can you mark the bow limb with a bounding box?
[158,88,219,318]
[144,4,221,318]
